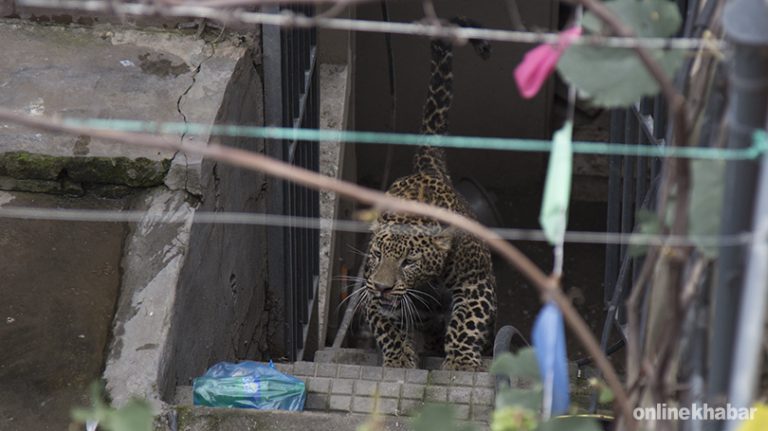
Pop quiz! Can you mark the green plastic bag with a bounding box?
[193,361,306,411]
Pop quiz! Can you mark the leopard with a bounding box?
[361,19,497,371]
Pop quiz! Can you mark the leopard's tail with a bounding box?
[414,17,491,177]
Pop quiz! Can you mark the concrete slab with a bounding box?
[317,63,348,352]
[0,19,248,191]
[103,186,195,411]
[170,407,416,431]
[0,190,127,430]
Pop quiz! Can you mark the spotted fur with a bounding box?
[362,21,496,371]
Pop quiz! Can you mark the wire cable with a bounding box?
[47,118,768,160]
[0,205,758,248]
[16,0,726,51]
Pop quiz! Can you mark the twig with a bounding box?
[16,0,724,51]
[565,1,696,426]
[680,257,709,308]
[626,247,659,396]
[0,107,635,426]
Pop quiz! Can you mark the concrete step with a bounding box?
[314,347,493,370]
[175,361,497,424]
[168,407,414,431]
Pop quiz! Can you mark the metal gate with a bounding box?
[263,4,320,361]
[603,99,666,318]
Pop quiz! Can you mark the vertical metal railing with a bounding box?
[263,3,320,361]
[602,96,666,338]
[602,0,686,334]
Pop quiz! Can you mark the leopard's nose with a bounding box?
[373,282,393,293]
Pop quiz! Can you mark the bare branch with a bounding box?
[16,0,721,50]
[0,107,634,426]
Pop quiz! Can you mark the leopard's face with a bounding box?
[364,223,452,308]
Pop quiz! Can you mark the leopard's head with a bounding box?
[364,219,454,307]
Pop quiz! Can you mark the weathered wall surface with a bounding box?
[104,186,196,409]
[163,49,277,397]
[0,191,126,431]
[0,18,272,419]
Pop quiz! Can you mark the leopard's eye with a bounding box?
[371,249,382,259]
[401,256,416,268]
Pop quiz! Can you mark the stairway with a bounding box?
[170,348,498,430]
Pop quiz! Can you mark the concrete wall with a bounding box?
[163,49,277,396]
[0,18,273,422]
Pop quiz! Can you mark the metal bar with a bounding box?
[262,3,292,359]
[620,110,638,260]
[632,100,651,288]
[726,148,768,431]
[604,109,625,304]
[712,1,768,423]
[630,102,659,146]
[636,100,652,220]
[293,46,319,128]
[261,2,319,360]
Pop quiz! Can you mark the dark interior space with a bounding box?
[324,0,621,368]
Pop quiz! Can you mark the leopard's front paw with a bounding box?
[383,355,418,368]
[383,344,418,368]
[441,354,482,371]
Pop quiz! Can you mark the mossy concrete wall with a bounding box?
[0,19,252,197]
[0,18,272,418]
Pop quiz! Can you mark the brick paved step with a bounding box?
[175,361,498,423]
[314,347,493,370]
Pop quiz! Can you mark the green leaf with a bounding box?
[411,404,477,431]
[689,159,725,257]
[559,0,683,107]
[598,385,615,404]
[491,352,517,376]
[586,378,614,404]
[582,0,682,38]
[490,348,541,381]
[536,416,603,431]
[557,46,685,107]
[71,382,153,431]
[102,399,154,431]
[496,387,543,411]
[628,209,662,257]
[491,406,539,431]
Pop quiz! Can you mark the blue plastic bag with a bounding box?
[193,361,306,411]
[532,301,570,418]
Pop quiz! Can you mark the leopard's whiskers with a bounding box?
[408,288,439,307]
[346,244,370,258]
[333,274,365,283]
[425,281,441,295]
[336,285,368,312]
[413,296,424,324]
[397,296,408,335]
[406,297,413,337]
[404,295,422,330]
[351,289,370,318]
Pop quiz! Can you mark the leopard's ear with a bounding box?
[433,226,456,252]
